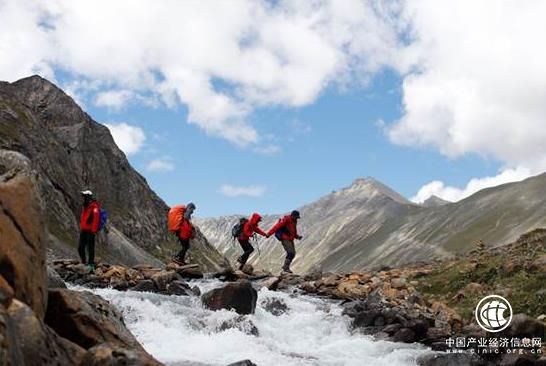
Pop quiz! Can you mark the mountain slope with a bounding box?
[196,177,421,271]
[197,174,546,272]
[0,75,223,270]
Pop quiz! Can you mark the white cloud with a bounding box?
[95,89,133,109]
[104,122,146,155]
[411,167,532,203]
[389,1,546,200]
[0,0,54,81]
[0,0,404,147]
[146,158,175,172]
[218,184,266,198]
[3,0,545,196]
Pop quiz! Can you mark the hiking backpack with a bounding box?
[231,218,248,239]
[274,218,289,241]
[168,205,186,233]
[98,208,108,231]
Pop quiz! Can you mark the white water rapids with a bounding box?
[84,280,431,366]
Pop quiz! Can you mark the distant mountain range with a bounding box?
[0,76,223,270]
[196,174,546,272]
[4,75,543,275]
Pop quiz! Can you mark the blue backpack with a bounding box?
[98,209,108,231]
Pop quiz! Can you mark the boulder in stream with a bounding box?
[202,280,257,315]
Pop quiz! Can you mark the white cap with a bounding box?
[81,190,93,196]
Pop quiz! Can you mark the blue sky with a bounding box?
[2,1,544,217]
[84,70,499,217]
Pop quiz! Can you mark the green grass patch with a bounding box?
[415,235,546,324]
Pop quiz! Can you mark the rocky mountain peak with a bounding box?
[9,75,89,127]
[422,195,450,207]
[344,177,411,204]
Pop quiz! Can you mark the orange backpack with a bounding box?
[168,205,186,233]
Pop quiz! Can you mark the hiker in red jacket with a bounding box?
[78,190,101,272]
[172,202,196,265]
[267,210,302,273]
[236,213,267,270]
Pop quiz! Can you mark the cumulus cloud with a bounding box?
[146,157,175,172]
[218,184,266,198]
[95,89,133,109]
[104,122,146,155]
[0,0,54,80]
[0,0,405,147]
[2,0,545,197]
[411,167,532,203]
[388,1,546,201]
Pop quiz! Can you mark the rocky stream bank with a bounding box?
[49,246,546,366]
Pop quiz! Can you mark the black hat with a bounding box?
[291,210,301,219]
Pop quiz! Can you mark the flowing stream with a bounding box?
[84,280,431,366]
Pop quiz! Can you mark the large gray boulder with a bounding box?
[202,280,257,315]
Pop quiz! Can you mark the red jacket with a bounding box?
[267,215,300,241]
[80,201,100,233]
[178,219,195,241]
[239,213,267,241]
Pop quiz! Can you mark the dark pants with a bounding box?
[78,231,96,265]
[237,239,254,268]
[281,240,296,270]
[175,238,190,262]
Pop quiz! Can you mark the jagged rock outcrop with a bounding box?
[45,289,148,352]
[0,75,224,270]
[0,158,47,319]
[198,174,546,272]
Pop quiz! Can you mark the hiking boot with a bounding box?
[282,268,293,274]
[87,263,95,273]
